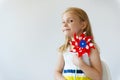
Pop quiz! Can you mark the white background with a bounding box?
[0,0,120,80]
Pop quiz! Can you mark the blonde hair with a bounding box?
[59,7,95,53]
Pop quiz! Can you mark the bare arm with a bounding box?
[54,53,66,80]
[73,47,102,80]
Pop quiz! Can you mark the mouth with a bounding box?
[63,29,71,32]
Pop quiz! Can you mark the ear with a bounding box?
[81,21,87,30]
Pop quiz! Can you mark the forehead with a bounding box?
[62,12,78,20]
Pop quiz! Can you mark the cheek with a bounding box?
[71,26,82,33]
[70,22,82,33]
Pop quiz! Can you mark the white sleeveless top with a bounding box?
[63,48,91,76]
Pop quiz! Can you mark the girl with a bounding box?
[54,7,102,80]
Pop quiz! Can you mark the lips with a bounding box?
[63,29,71,32]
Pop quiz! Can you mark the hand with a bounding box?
[72,54,85,68]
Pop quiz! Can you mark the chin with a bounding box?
[64,33,72,37]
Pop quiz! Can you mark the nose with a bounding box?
[63,22,68,27]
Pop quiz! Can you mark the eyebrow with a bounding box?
[62,17,76,20]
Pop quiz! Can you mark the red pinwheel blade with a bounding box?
[70,32,95,57]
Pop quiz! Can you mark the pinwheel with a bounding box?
[70,32,95,57]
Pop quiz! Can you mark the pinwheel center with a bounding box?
[79,40,87,48]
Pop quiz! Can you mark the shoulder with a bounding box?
[90,43,100,55]
[89,43,102,66]
[89,43,101,63]
[56,52,65,65]
[57,52,65,60]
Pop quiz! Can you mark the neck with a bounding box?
[70,31,83,39]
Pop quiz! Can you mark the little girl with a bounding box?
[54,7,102,80]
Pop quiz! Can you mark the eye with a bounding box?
[68,19,74,23]
[70,20,73,22]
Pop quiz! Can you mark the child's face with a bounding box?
[62,12,84,37]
